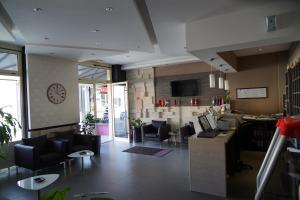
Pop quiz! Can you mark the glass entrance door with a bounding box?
[95,84,112,143]
[112,82,129,141]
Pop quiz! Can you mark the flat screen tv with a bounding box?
[171,79,198,97]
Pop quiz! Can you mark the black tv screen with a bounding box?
[171,79,198,97]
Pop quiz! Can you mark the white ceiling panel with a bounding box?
[1,0,153,53]
[26,44,126,62]
[0,22,14,42]
[145,0,273,56]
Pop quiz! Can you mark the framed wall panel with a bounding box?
[236,87,268,99]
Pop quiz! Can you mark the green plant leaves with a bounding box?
[130,118,142,128]
[0,108,21,159]
[41,187,70,200]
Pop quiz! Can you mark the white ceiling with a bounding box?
[0,22,14,42]
[0,0,297,70]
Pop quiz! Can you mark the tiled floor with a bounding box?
[0,141,265,200]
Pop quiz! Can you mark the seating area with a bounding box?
[14,135,65,172]
[141,120,171,142]
[0,1,300,200]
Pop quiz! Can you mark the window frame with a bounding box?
[0,44,25,141]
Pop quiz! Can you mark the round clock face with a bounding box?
[47,83,66,104]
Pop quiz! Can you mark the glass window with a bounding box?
[0,75,22,141]
[0,53,18,72]
[79,83,94,122]
[78,65,109,81]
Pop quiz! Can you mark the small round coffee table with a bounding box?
[68,150,94,170]
[17,174,59,200]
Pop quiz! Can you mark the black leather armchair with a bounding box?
[53,130,93,154]
[141,120,171,142]
[14,135,65,171]
[180,122,196,143]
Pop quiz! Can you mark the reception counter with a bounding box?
[188,130,236,197]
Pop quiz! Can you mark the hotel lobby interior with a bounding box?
[1,0,300,200]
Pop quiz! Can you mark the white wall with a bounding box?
[27,54,79,130]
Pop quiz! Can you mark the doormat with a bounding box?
[123,146,172,157]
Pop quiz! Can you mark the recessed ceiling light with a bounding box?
[105,7,113,12]
[258,48,263,52]
[33,8,43,12]
[92,29,100,33]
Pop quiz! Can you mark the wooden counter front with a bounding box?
[188,130,235,197]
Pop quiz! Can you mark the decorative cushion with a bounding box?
[22,135,47,154]
[152,120,166,129]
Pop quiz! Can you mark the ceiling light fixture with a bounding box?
[209,58,215,88]
[92,29,100,33]
[105,7,113,12]
[258,48,263,52]
[224,69,229,91]
[218,64,224,89]
[33,8,43,12]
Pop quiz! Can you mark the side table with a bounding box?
[169,132,179,146]
[17,174,59,200]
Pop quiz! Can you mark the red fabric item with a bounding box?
[276,116,300,139]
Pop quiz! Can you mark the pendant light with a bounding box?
[224,72,229,90]
[218,69,224,89]
[209,64,215,88]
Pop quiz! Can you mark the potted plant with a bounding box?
[224,91,231,110]
[82,113,101,135]
[41,187,114,200]
[0,107,21,160]
[130,118,143,143]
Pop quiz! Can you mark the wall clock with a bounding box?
[47,83,67,104]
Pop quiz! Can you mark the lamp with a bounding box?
[224,72,229,90]
[224,80,229,90]
[209,65,215,88]
[218,70,224,89]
